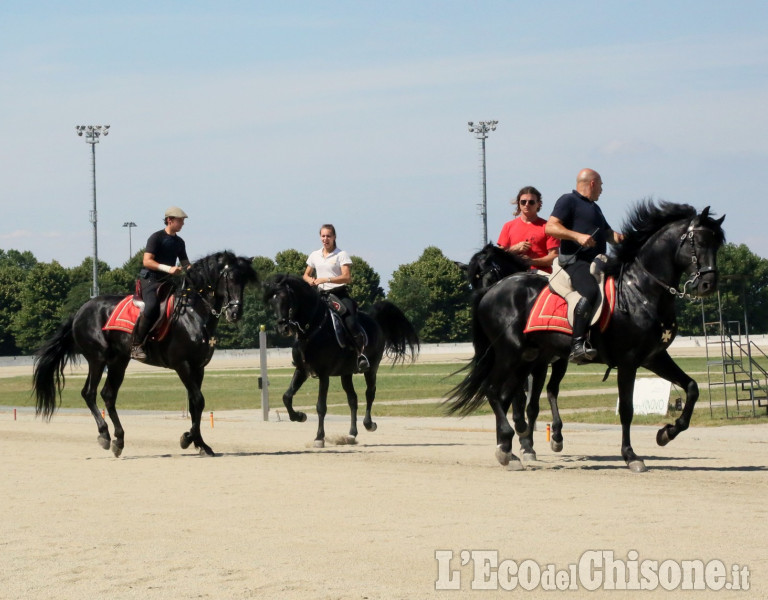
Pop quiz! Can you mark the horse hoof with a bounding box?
[628,460,648,473]
[180,432,193,450]
[522,451,537,462]
[551,440,563,453]
[313,439,325,449]
[506,457,525,471]
[345,435,357,444]
[656,426,672,447]
[365,422,377,432]
[495,445,511,466]
[293,412,307,423]
[97,435,110,450]
[198,446,215,457]
[111,441,123,458]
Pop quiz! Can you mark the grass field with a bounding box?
[3,357,766,426]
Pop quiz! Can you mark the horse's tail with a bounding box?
[32,315,78,421]
[369,301,420,365]
[445,289,494,416]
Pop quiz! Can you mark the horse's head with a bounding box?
[263,274,314,337]
[467,243,530,290]
[677,206,726,297]
[190,252,259,322]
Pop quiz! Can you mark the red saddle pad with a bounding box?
[103,295,175,341]
[524,277,615,335]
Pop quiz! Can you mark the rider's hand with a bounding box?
[576,233,596,248]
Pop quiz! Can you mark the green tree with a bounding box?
[275,249,307,275]
[676,243,768,335]
[0,249,37,270]
[0,266,26,355]
[387,246,471,342]
[349,256,384,311]
[11,261,71,354]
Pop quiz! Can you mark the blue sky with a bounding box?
[2,1,767,289]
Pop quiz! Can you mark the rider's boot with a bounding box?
[130,317,149,361]
[569,298,597,365]
[352,332,369,373]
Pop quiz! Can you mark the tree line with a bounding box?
[0,243,765,356]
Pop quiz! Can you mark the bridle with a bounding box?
[185,265,241,320]
[635,220,719,301]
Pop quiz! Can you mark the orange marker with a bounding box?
[210,411,214,428]
[546,423,551,442]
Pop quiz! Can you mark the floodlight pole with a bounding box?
[468,120,498,247]
[123,221,137,262]
[75,124,110,297]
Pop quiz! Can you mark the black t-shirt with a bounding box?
[145,229,188,268]
[550,191,612,261]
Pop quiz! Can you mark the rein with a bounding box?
[181,265,239,320]
[280,286,327,337]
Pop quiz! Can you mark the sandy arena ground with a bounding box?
[1,342,767,599]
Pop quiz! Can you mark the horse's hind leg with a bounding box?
[546,359,567,452]
[313,377,330,448]
[520,367,547,461]
[101,360,129,457]
[81,359,110,451]
[339,373,359,442]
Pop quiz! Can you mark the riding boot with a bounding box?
[130,317,149,361]
[352,332,369,373]
[569,298,598,365]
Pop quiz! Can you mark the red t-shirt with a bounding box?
[497,216,559,273]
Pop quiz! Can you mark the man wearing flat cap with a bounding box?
[130,206,191,360]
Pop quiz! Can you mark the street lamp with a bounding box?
[75,124,110,297]
[122,221,137,262]
[468,120,498,247]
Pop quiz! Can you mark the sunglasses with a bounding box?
[519,199,538,206]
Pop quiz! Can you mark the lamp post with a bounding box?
[75,124,110,297]
[122,222,137,262]
[468,120,498,247]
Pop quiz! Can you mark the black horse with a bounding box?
[33,251,258,457]
[449,201,725,472]
[263,274,419,447]
[464,244,568,460]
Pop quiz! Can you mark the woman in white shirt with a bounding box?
[303,224,369,372]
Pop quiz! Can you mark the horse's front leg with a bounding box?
[546,359,568,453]
[339,373,359,442]
[362,369,378,433]
[617,366,646,472]
[282,368,309,423]
[313,376,330,448]
[176,363,214,456]
[644,351,698,447]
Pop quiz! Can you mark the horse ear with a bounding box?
[700,206,711,218]
[716,214,725,225]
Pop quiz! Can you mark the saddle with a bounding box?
[524,255,615,335]
[324,293,368,349]
[103,282,176,341]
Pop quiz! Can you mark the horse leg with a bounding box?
[362,368,377,433]
[547,359,567,452]
[101,360,129,457]
[644,351,698,447]
[313,376,330,448]
[488,384,523,470]
[339,373,359,442]
[520,368,547,461]
[282,368,309,423]
[617,366,646,472]
[81,359,111,451]
[177,364,214,456]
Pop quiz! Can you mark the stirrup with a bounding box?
[568,341,597,365]
[130,344,147,361]
[356,354,370,373]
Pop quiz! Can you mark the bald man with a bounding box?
[546,169,624,364]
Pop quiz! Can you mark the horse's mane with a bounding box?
[605,199,725,274]
[187,251,259,289]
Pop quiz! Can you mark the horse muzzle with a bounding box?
[276,319,293,337]
[696,270,718,297]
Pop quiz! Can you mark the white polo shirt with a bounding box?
[306,247,352,292]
